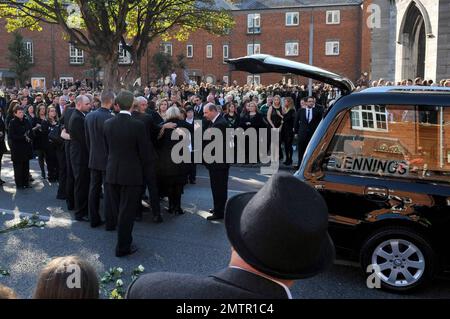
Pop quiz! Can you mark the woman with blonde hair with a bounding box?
[34,256,99,299]
[155,106,189,215]
[157,98,169,121]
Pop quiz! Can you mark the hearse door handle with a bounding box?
[365,186,389,200]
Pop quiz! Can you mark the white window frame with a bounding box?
[325,41,340,56]
[247,43,261,56]
[206,44,213,58]
[326,10,340,24]
[223,44,229,62]
[24,41,33,63]
[186,44,193,58]
[69,44,84,64]
[247,74,261,85]
[351,105,388,132]
[285,41,299,56]
[59,77,74,84]
[247,13,261,34]
[161,42,173,56]
[31,77,46,90]
[286,12,299,26]
[118,43,132,64]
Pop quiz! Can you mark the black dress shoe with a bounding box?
[207,214,223,221]
[75,216,89,222]
[175,209,184,215]
[116,244,138,257]
[153,215,163,223]
[91,220,105,228]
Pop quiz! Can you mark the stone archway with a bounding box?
[398,0,430,80]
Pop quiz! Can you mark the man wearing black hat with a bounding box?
[104,90,151,257]
[126,172,335,298]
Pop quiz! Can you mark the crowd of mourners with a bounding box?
[1,75,449,299]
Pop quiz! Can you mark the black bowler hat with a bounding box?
[225,172,335,280]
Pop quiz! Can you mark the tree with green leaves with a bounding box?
[7,32,33,88]
[0,0,234,91]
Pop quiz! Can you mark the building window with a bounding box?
[247,74,261,85]
[186,45,193,58]
[247,13,261,34]
[285,42,299,56]
[247,43,261,56]
[206,45,213,58]
[69,44,84,64]
[31,77,45,90]
[286,12,299,26]
[223,45,229,62]
[326,10,340,24]
[59,76,73,84]
[23,41,33,63]
[161,43,172,56]
[223,75,229,85]
[351,105,388,131]
[325,41,340,55]
[118,43,132,64]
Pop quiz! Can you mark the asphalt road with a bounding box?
[1,154,449,299]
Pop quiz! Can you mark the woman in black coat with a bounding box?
[155,106,189,215]
[281,97,296,166]
[238,101,266,164]
[8,106,33,188]
[0,107,7,185]
[43,106,60,182]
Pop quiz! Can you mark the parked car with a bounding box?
[227,54,450,292]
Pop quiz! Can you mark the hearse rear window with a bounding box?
[324,104,450,184]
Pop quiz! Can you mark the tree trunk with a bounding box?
[102,55,121,92]
[124,56,142,91]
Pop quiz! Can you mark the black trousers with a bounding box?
[45,146,58,181]
[145,167,161,216]
[56,146,66,198]
[88,169,110,226]
[64,141,75,209]
[72,163,90,219]
[297,135,312,166]
[282,130,294,162]
[106,183,141,254]
[187,163,197,182]
[13,160,29,188]
[35,149,46,177]
[0,152,3,178]
[208,167,229,217]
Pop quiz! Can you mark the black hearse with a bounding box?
[227,54,450,292]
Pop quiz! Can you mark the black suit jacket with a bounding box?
[85,108,113,171]
[68,109,89,166]
[104,113,150,186]
[204,114,230,170]
[131,111,159,156]
[8,117,33,162]
[62,107,75,132]
[294,107,323,138]
[0,115,7,154]
[126,267,289,299]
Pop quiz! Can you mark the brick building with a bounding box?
[0,0,367,89]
